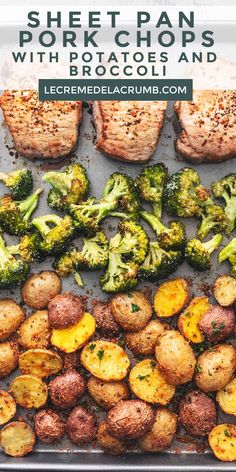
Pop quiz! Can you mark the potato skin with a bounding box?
[195,344,236,392]
[18,310,51,349]
[111,291,152,332]
[49,370,86,408]
[0,342,19,379]
[21,271,62,309]
[199,306,235,343]
[0,299,25,341]
[213,275,236,307]
[107,400,154,440]
[155,330,196,386]
[91,301,120,335]
[178,390,217,436]
[48,293,85,329]
[97,421,125,455]
[34,409,65,443]
[138,408,177,452]
[125,320,168,356]
[87,376,130,410]
[66,406,96,445]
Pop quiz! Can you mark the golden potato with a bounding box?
[87,376,130,410]
[97,421,125,455]
[138,407,177,452]
[18,310,51,349]
[81,341,130,381]
[216,377,236,416]
[178,297,211,343]
[209,424,236,462]
[155,330,196,386]
[125,320,168,356]
[195,344,236,392]
[19,349,62,378]
[51,312,96,353]
[0,342,19,379]
[129,359,175,405]
[10,375,48,409]
[21,271,62,309]
[154,278,191,318]
[0,299,25,341]
[213,275,236,306]
[0,391,16,426]
[0,421,35,457]
[111,291,152,331]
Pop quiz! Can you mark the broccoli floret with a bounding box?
[0,188,43,235]
[0,169,33,200]
[100,252,139,293]
[113,220,149,265]
[53,249,84,287]
[69,197,117,235]
[135,164,168,218]
[185,233,223,271]
[197,204,227,240]
[103,173,140,220]
[76,231,109,270]
[212,174,236,236]
[32,214,75,255]
[8,233,45,263]
[43,163,89,211]
[218,238,236,277]
[0,233,29,289]
[139,242,183,281]
[141,210,186,251]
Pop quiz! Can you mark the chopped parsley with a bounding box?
[97,349,105,363]
[195,363,202,374]
[150,360,156,369]
[137,374,150,381]
[224,429,232,438]
[127,293,133,298]
[211,321,225,336]
[88,343,96,351]
[131,303,140,313]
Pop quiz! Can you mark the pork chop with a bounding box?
[0,90,82,159]
[93,101,167,162]
[175,90,236,163]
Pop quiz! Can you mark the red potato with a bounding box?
[199,306,235,343]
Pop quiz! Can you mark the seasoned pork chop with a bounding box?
[0,90,82,159]
[175,90,236,163]
[93,101,167,162]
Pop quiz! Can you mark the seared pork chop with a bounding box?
[0,90,82,159]
[175,90,236,163]
[93,101,167,162]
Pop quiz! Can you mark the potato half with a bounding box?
[209,424,236,462]
[19,348,62,378]
[154,278,191,318]
[216,377,236,416]
[81,340,130,381]
[18,310,51,349]
[51,312,96,353]
[195,344,236,393]
[0,421,35,457]
[0,390,16,425]
[0,299,25,341]
[129,359,175,405]
[10,375,48,408]
[213,275,236,306]
[178,297,211,343]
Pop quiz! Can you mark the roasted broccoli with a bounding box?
[141,210,186,251]
[8,233,45,263]
[139,242,183,281]
[197,204,227,240]
[69,197,117,235]
[135,164,168,218]
[218,238,236,277]
[185,233,223,271]
[32,214,75,255]
[0,188,43,235]
[0,169,33,200]
[53,249,84,287]
[100,253,139,293]
[102,173,140,220]
[113,220,149,265]
[212,174,236,236]
[0,233,29,289]
[43,163,89,211]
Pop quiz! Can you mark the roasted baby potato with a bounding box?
[209,424,236,462]
[49,370,86,409]
[213,275,236,307]
[154,278,191,318]
[199,306,235,343]
[125,320,168,356]
[155,330,196,386]
[87,376,130,410]
[195,344,236,392]
[81,340,130,381]
[48,292,85,329]
[10,375,48,409]
[19,348,62,378]
[92,301,120,335]
[216,377,236,416]
[34,409,65,443]
[0,421,35,457]
[111,291,152,331]
[66,406,96,445]
[0,299,25,341]
[21,271,62,309]
[138,407,177,452]
[0,342,19,379]
[129,359,175,405]
[51,312,96,353]
[178,297,211,343]
[178,390,217,436]
[107,399,154,440]
[0,391,16,426]
[18,310,51,349]
[96,421,125,455]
